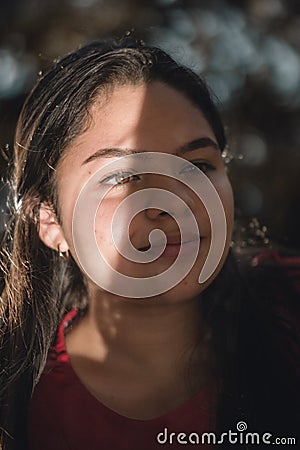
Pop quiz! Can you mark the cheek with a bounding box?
[94,202,115,247]
[215,178,234,238]
[94,198,135,255]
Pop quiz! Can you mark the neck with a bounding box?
[81,286,216,379]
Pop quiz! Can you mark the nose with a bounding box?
[143,175,197,221]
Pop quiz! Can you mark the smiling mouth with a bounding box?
[138,237,203,257]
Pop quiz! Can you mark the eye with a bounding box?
[180,161,216,175]
[100,171,141,186]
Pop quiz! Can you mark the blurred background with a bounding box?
[0,0,299,251]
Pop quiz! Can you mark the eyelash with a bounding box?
[100,162,216,186]
[182,161,216,174]
[100,171,140,186]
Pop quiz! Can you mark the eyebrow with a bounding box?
[81,137,220,165]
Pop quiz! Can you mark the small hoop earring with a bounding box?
[58,244,69,260]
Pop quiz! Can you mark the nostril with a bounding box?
[138,244,151,252]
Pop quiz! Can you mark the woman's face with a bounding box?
[51,81,234,302]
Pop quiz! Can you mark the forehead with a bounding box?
[60,82,215,165]
[89,81,211,135]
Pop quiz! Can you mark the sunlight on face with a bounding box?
[56,81,234,303]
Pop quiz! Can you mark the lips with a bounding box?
[138,232,201,251]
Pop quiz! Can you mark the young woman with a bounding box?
[0,37,299,450]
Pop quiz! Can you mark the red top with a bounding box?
[28,310,220,450]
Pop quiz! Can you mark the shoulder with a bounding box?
[235,247,300,432]
[236,246,300,354]
[235,246,300,311]
[29,309,84,442]
[45,308,80,371]
[29,308,82,410]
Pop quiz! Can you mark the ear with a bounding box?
[38,203,69,253]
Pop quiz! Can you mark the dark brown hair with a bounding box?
[0,37,228,449]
